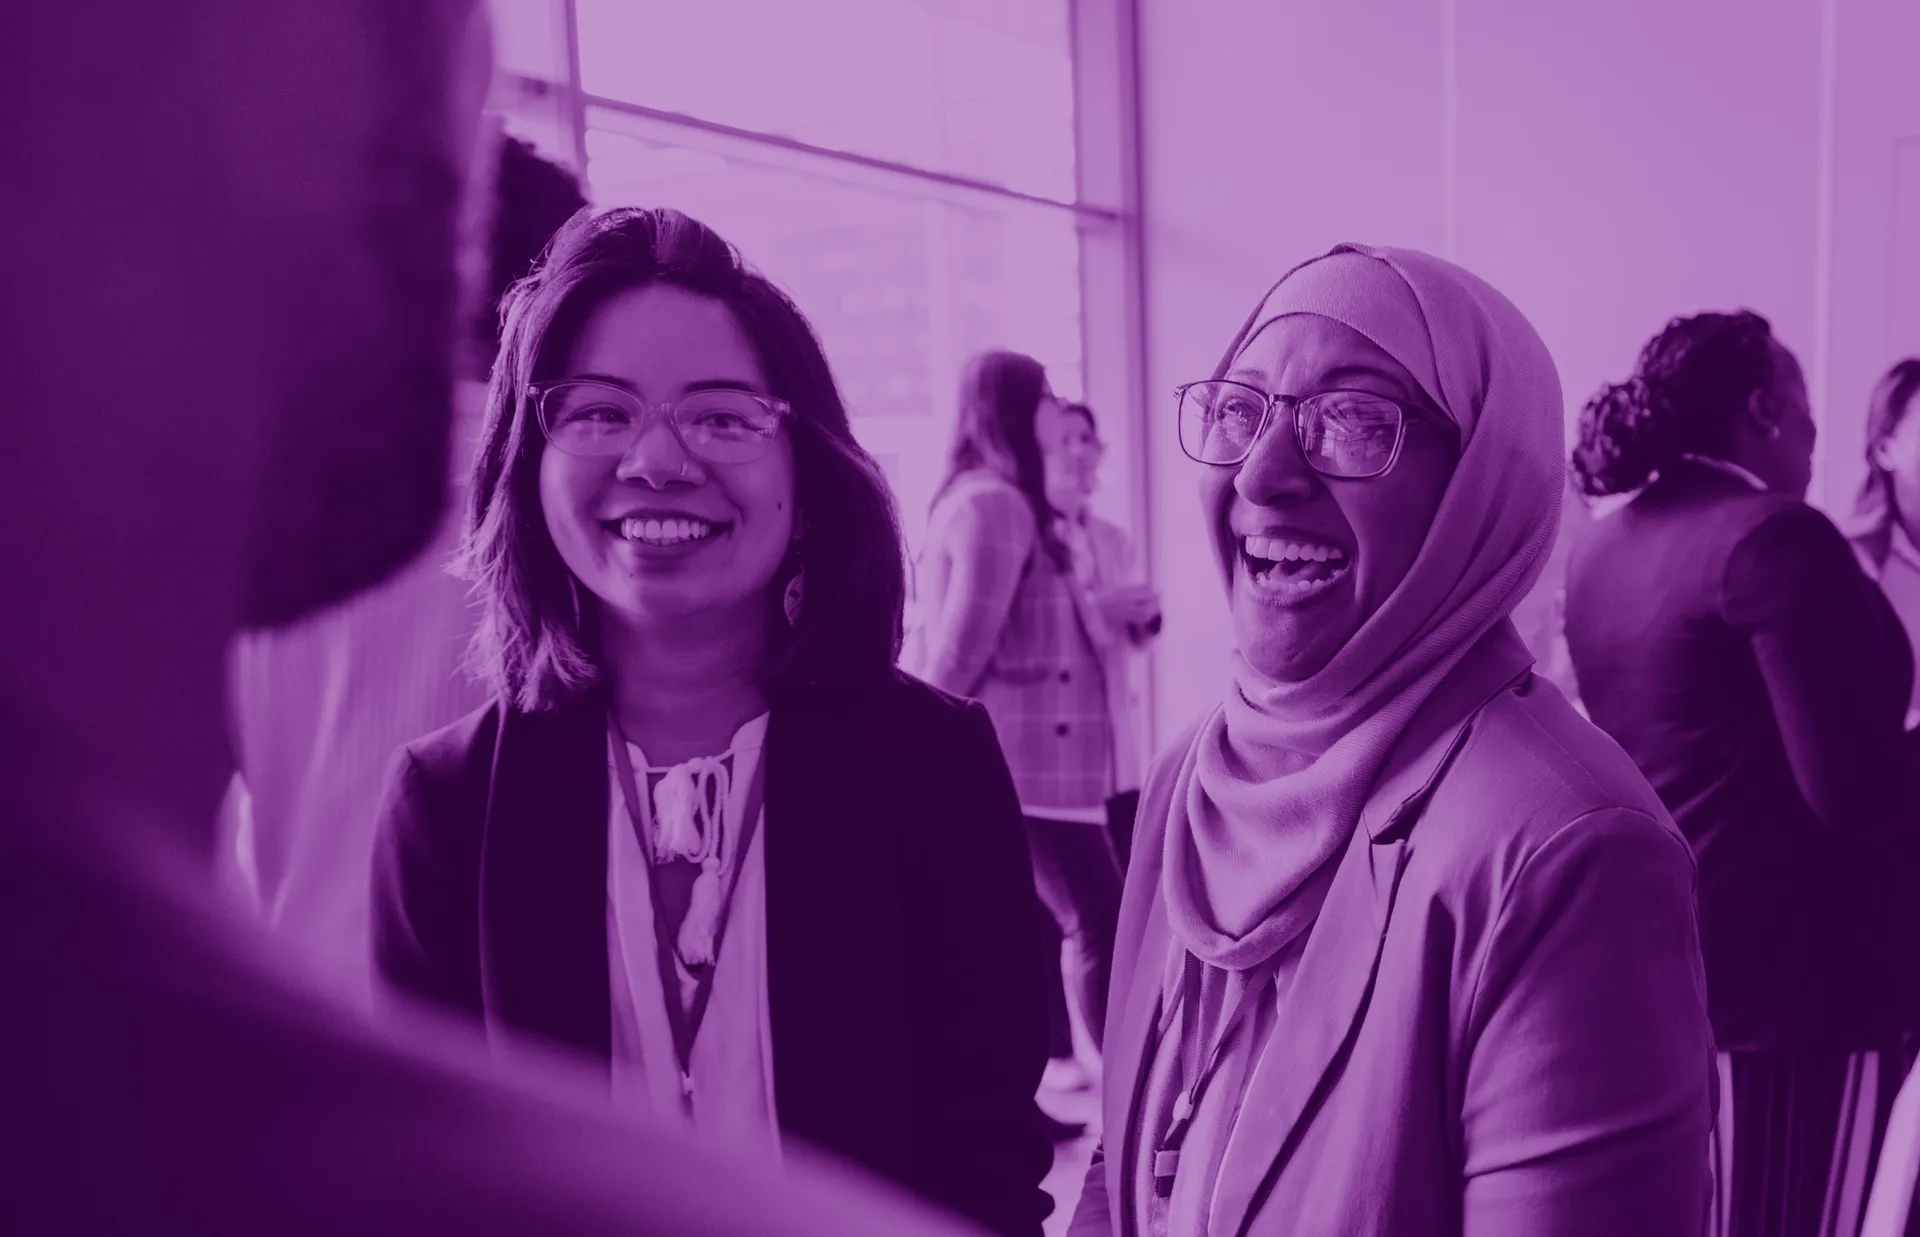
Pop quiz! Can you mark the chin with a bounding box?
[1236,613,1342,684]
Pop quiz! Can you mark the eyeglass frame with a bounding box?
[528,378,794,463]
[1173,378,1443,478]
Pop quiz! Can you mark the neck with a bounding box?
[602,602,776,765]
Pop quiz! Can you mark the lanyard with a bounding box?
[608,719,766,1114]
[1151,951,1273,1196]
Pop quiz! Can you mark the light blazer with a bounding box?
[369,671,1055,1237]
[1070,625,1717,1237]
[906,471,1114,808]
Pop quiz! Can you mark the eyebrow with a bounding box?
[567,372,765,396]
[1223,362,1410,399]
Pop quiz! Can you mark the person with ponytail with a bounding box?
[903,350,1128,1131]
[1851,358,1920,727]
[1069,245,1713,1237]
[369,208,1053,1237]
[1565,311,1920,1237]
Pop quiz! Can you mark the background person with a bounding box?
[1038,400,1161,871]
[1566,311,1920,1237]
[904,352,1127,1133]
[1849,357,1920,729]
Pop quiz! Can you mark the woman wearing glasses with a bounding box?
[370,208,1054,1237]
[1068,245,1713,1237]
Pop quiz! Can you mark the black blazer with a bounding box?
[369,670,1054,1237]
[1565,458,1920,1051]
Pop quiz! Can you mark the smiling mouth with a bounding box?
[608,516,728,547]
[1240,534,1352,600]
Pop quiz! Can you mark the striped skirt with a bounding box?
[1712,1043,1920,1237]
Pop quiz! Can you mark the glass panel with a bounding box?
[582,118,1083,552]
[574,0,1077,202]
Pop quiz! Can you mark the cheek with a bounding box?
[1198,470,1239,565]
[1350,462,1452,601]
[537,455,594,549]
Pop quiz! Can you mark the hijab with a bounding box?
[1163,244,1566,972]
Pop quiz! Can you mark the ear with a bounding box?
[1746,388,1780,436]
[1872,438,1896,471]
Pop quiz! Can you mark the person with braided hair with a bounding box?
[1565,310,1920,1237]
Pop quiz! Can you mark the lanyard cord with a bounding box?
[608,719,766,1113]
[1151,951,1274,1194]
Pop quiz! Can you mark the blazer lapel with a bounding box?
[761,684,911,1152]
[475,692,613,1067]
[1207,827,1411,1237]
[1209,626,1534,1236]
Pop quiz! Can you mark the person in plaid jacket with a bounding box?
[905,352,1146,1109]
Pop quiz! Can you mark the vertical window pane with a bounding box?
[574,0,1077,202]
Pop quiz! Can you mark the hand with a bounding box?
[1095,583,1161,640]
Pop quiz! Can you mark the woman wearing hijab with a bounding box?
[1068,245,1715,1237]
[1566,315,1920,1237]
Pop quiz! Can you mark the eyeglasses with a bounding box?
[530,379,792,465]
[1175,379,1416,478]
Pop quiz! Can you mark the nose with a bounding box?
[1232,405,1316,507]
[613,408,701,487]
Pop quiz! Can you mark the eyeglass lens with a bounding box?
[1178,381,1403,477]
[541,383,781,463]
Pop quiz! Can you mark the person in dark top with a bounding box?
[369,207,1054,1237]
[1565,308,1920,1237]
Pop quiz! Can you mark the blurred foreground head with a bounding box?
[0,3,982,1234]
[0,1,481,833]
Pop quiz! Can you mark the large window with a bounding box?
[487,0,1143,558]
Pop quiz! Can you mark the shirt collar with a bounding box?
[1676,453,1769,493]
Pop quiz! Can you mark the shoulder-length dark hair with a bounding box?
[454,206,907,711]
[931,349,1068,568]
[1852,358,1920,565]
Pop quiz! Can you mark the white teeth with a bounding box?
[1246,554,1352,600]
[619,516,716,544]
[1242,534,1348,564]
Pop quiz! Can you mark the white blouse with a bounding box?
[605,712,782,1163]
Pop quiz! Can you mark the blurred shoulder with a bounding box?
[936,471,1035,533]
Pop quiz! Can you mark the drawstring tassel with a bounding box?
[677,862,724,967]
[650,755,731,967]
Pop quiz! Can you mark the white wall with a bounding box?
[1134,0,1920,748]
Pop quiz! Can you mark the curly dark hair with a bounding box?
[454,207,908,711]
[931,350,1070,569]
[1571,309,1777,497]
